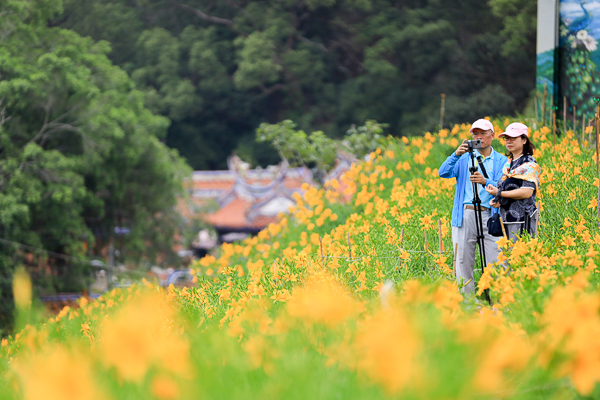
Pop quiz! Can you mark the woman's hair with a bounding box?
[507,135,536,157]
[522,135,536,155]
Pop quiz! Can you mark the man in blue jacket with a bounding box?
[438,119,508,295]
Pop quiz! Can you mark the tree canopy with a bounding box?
[0,0,190,331]
[55,0,537,170]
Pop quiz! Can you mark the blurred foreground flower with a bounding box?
[287,273,357,326]
[472,330,532,393]
[540,285,600,395]
[99,292,192,382]
[151,374,180,400]
[356,307,421,394]
[14,346,103,400]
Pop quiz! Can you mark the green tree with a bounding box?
[0,0,190,332]
[489,0,537,57]
[54,0,537,168]
[256,119,386,182]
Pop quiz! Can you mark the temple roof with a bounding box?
[191,155,353,235]
[192,156,311,233]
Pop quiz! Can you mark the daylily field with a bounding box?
[3,118,600,399]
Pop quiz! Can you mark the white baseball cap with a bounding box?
[469,119,495,133]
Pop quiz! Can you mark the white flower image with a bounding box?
[585,36,598,52]
[568,29,598,52]
[577,30,589,40]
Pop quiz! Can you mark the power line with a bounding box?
[0,237,107,269]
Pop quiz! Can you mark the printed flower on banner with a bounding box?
[569,30,598,52]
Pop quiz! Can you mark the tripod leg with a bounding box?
[471,182,492,305]
[469,154,492,304]
[471,182,487,269]
[478,214,493,303]
[475,210,488,269]
[473,209,491,304]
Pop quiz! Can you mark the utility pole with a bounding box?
[542,84,547,126]
[107,238,114,290]
[439,94,446,129]
[593,98,600,226]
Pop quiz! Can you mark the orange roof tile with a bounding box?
[204,197,250,228]
[186,164,351,232]
[203,197,276,230]
[194,181,234,190]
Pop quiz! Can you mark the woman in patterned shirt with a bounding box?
[485,122,541,241]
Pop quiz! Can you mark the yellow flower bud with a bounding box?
[13,268,32,309]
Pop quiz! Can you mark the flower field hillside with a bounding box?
[2,118,600,399]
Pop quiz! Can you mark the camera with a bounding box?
[467,139,483,151]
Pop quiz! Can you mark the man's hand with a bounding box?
[489,199,500,208]
[455,139,469,157]
[469,171,486,185]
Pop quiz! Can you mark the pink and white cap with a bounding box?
[469,119,494,133]
[498,122,529,138]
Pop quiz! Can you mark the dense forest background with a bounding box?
[56,0,537,169]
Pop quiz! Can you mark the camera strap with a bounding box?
[476,156,489,179]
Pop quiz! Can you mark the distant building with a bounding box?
[190,155,352,249]
[191,156,310,247]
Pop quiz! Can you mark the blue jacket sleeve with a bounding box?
[492,155,508,184]
[439,153,461,179]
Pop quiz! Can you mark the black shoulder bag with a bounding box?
[487,212,504,237]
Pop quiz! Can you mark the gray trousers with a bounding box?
[452,207,501,295]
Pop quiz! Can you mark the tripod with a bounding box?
[468,150,492,305]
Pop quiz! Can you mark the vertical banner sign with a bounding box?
[537,0,600,121]
[537,0,559,113]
